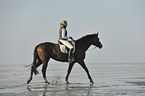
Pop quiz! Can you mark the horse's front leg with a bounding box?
[65,62,75,84]
[78,60,94,84]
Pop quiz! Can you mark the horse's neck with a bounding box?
[76,39,92,51]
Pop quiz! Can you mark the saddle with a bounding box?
[58,40,75,53]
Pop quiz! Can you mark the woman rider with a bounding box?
[59,20,74,63]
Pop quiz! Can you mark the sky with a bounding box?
[0,0,145,64]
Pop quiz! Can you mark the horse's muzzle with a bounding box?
[99,45,103,49]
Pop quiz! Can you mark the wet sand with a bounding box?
[0,63,145,96]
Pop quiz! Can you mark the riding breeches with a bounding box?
[59,40,74,49]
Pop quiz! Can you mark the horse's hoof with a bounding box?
[44,81,50,84]
[90,80,94,84]
[27,80,31,84]
[66,81,70,84]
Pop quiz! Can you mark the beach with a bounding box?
[0,63,145,96]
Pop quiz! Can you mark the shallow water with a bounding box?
[0,63,145,96]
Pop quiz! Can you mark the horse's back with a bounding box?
[36,42,58,52]
[37,42,57,47]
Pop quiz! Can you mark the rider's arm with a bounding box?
[62,28,69,40]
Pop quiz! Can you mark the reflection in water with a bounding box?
[26,85,31,91]
[26,83,94,96]
[65,84,94,96]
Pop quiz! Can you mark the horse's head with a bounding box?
[92,33,103,49]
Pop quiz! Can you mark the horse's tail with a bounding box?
[32,46,39,75]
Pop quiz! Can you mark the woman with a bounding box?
[59,20,74,63]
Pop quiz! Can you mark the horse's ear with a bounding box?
[96,32,99,36]
[94,32,99,35]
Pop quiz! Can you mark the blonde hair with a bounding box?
[61,20,67,27]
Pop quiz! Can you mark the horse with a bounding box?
[27,33,103,84]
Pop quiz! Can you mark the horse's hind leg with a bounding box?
[65,62,75,84]
[42,58,50,84]
[27,58,42,84]
[27,67,34,84]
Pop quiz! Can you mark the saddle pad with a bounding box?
[59,45,68,53]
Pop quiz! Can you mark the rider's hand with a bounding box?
[69,37,75,42]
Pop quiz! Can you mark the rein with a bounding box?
[88,46,96,51]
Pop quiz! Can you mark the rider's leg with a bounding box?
[59,40,74,63]
[68,48,74,63]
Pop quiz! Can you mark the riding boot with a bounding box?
[68,48,74,63]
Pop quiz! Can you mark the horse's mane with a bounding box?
[76,34,95,43]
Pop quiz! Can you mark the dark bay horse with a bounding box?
[27,33,103,84]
